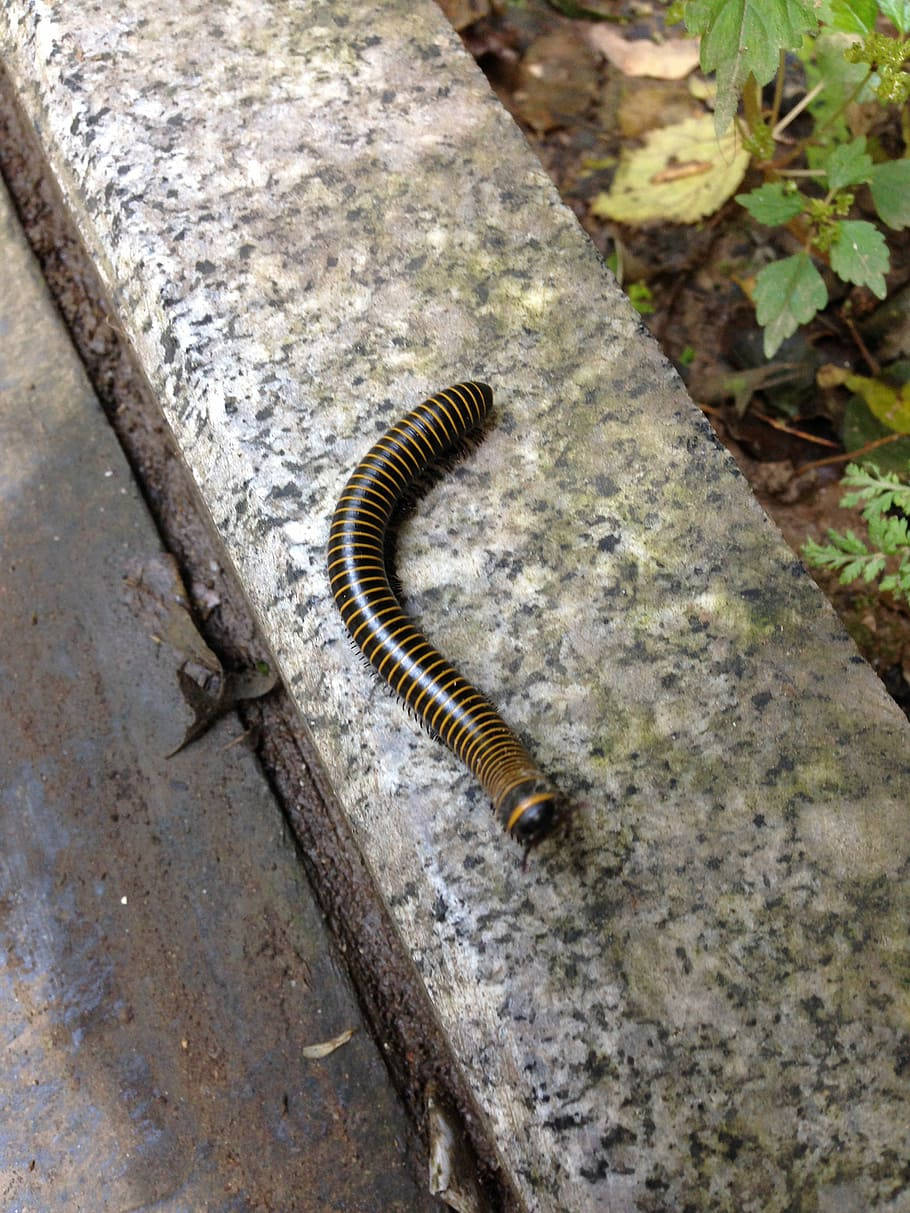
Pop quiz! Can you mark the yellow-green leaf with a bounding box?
[845,373,910,432]
[590,114,749,225]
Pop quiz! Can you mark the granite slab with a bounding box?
[2,1,909,1209]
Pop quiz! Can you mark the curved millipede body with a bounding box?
[327,382,559,848]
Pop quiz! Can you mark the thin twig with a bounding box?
[700,403,837,449]
[796,432,905,475]
[772,81,824,137]
[844,315,881,377]
[751,409,839,447]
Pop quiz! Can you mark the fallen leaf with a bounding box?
[122,554,277,756]
[699,362,803,416]
[166,659,277,757]
[844,373,910,433]
[301,1028,356,1059]
[591,114,749,224]
[859,283,910,360]
[587,26,701,79]
[435,0,491,31]
[615,79,703,139]
[427,1086,484,1213]
[842,397,910,476]
[513,30,600,132]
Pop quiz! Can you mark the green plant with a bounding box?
[802,461,910,603]
[626,281,656,315]
[669,1,910,356]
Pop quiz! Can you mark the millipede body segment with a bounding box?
[327,381,559,847]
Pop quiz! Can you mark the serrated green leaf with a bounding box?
[824,0,877,33]
[801,539,849,571]
[869,512,910,553]
[736,182,804,224]
[829,219,889,297]
[879,0,910,33]
[835,528,870,555]
[753,254,828,357]
[862,554,887,580]
[824,136,873,190]
[840,558,867,582]
[869,160,910,230]
[685,0,820,132]
[880,569,910,598]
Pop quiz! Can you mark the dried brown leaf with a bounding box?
[587,27,700,80]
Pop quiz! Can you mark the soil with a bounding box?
[443,0,910,716]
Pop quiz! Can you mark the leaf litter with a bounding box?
[123,553,277,755]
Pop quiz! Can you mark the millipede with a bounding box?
[327,381,560,850]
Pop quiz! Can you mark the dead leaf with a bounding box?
[587,26,700,80]
[122,554,277,756]
[513,30,599,132]
[301,1028,356,1059]
[591,114,749,225]
[427,1086,484,1213]
[615,80,703,139]
[700,362,803,416]
[435,0,491,31]
[166,660,277,757]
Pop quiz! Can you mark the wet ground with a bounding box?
[0,175,441,1213]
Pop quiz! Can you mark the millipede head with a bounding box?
[499,777,560,849]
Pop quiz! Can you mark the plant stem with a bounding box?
[770,49,786,129]
[812,70,872,141]
[773,70,872,171]
[743,73,763,136]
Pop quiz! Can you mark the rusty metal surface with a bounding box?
[0,176,439,1213]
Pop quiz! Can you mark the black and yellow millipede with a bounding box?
[327,381,559,850]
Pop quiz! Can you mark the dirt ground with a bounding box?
[442,0,910,715]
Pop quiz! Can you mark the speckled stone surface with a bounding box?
[3,2,909,1210]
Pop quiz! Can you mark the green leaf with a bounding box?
[753,254,828,357]
[879,0,910,34]
[839,557,867,581]
[869,512,910,553]
[803,32,873,145]
[833,527,870,555]
[736,182,804,224]
[685,0,820,132]
[842,398,910,473]
[861,554,887,581]
[868,159,910,230]
[880,568,910,599]
[839,461,910,510]
[822,0,877,33]
[842,373,910,432]
[824,136,873,190]
[829,219,889,297]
